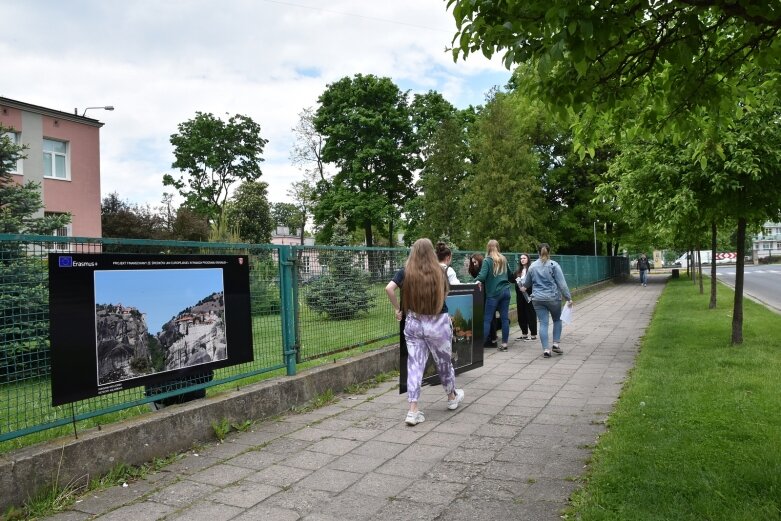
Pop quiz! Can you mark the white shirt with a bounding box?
[440,263,461,285]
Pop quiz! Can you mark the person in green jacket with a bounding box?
[475,240,512,351]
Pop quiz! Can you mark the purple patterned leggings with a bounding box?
[404,312,456,402]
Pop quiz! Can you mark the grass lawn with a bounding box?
[567,278,781,520]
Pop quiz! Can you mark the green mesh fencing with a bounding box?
[0,234,628,443]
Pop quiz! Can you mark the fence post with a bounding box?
[278,245,298,376]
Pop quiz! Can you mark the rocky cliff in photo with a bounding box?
[96,304,151,384]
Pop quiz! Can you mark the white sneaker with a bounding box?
[405,410,425,426]
[447,389,465,410]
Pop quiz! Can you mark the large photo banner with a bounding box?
[49,253,253,406]
[399,284,484,393]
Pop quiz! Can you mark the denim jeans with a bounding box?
[532,299,563,351]
[484,287,511,344]
[640,270,649,285]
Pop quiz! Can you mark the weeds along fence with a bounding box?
[0,234,628,443]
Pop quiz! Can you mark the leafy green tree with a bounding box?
[290,107,326,182]
[305,217,375,320]
[171,206,209,242]
[446,0,781,145]
[407,110,473,246]
[101,192,163,239]
[313,74,416,248]
[287,180,314,245]
[224,181,272,244]
[164,112,268,224]
[602,88,781,344]
[271,202,302,234]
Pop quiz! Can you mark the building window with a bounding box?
[2,131,22,175]
[777,242,781,249]
[43,138,69,179]
[763,243,772,250]
[44,212,71,251]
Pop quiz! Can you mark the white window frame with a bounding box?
[43,138,70,180]
[2,131,23,175]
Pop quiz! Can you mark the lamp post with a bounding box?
[77,106,115,117]
[593,221,598,256]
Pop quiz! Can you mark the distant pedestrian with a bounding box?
[474,240,512,352]
[385,238,465,426]
[436,242,461,284]
[468,253,499,347]
[637,254,651,287]
[522,243,573,358]
[514,253,537,341]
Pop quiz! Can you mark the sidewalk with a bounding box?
[43,277,662,521]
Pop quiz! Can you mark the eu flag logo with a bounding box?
[58,256,73,268]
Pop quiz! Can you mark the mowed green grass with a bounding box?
[567,278,781,520]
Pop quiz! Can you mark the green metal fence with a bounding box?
[0,234,628,443]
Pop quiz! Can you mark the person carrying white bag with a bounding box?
[520,243,573,358]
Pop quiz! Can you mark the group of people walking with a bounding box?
[385,238,573,426]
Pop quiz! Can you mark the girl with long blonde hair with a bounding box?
[385,238,464,426]
[475,239,512,351]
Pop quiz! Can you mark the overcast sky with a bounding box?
[1,1,510,208]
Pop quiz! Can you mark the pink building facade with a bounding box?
[1,97,104,239]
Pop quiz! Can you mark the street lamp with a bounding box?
[593,221,598,256]
[77,106,115,117]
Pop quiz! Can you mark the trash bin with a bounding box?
[671,269,679,279]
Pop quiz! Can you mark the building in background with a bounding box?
[752,222,781,263]
[0,97,105,241]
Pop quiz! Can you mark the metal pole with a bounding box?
[593,221,597,256]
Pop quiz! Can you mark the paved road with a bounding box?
[716,264,781,313]
[41,277,664,521]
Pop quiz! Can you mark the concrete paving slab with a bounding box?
[33,280,663,521]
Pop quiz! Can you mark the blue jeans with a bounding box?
[484,287,510,344]
[532,299,562,351]
[640,270,648,285]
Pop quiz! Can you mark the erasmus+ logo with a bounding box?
[58,256,73,268]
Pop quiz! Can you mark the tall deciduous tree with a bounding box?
[288,180,314,245]
[224,181,273,244]
[447,0,781,145]
[164,112,267,224]
[290,107,326,182]
[271,202,302,234]
[101,192,162,239]
[313,74,416,247]
[406,109,473,246]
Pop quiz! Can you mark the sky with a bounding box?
[94,268,224,333]
[0,0,511,209]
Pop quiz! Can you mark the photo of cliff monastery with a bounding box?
[94,268,227,386]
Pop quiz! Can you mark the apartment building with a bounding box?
[752,221,781,262]
[1,96,105,239]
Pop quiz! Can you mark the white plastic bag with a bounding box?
[560,302,574,325]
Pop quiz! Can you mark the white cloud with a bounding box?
[0,0,510,206]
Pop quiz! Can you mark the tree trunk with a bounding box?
[697,245,704,294]
[709,221,717,309]
[689,246,694,281]
[388,215,394,248]
[364,221,373,248]
[731,218,746,345]
[299,211,306,245]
